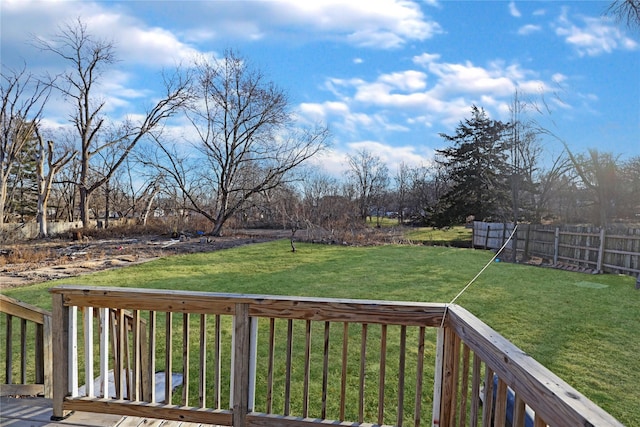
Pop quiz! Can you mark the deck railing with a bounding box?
[49,285,622,427]
[1,294,53,398]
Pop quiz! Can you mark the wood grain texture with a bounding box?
[62,397,232,425]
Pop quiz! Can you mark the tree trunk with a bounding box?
[36,140,47,237]
[79,185,90,228]
[141,188,159,226]
[104,182,110,229]
[0,182,6,227]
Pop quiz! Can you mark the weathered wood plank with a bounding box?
[377,324,387,426]
[302,320,312,418]
[320,321,330,420]
[51,286,447,326]
[0,294,48,324]
[494,377,508,427]
[397,325,407,427]
[165,312,173,405]
[358,323,367,423]
[265,318,275,414]
[339,322,348,421]
[43,315,53,398]
[413,326,425,427]
[0,383,45,396]
[0,396,124,426]
[470,353,481,427]
[458,343,470,427]
[246,413,383,427]
[198,314,206,408]
[61,397,232,425]
[284,319,293,416]
[5,314,12,385]
[182,313,190,406]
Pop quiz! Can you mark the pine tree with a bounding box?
[432,106,511,227]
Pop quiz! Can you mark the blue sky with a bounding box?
[2,0,639,176]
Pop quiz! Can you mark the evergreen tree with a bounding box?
[6,123,39,221]
[432,106,511,227]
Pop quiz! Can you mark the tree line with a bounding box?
[2,13,638,239]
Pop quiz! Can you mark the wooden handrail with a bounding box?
[49,286,623,427]
[0,294,53,398]
[444,305,622,427]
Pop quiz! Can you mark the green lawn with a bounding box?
[2,240,637,424]
[404,225,472,244]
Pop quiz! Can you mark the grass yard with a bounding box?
[2,239,638,424]
[404,225,472,244]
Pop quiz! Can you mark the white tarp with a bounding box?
[78,370,183,402]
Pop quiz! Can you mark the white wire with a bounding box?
[439,224,518,328]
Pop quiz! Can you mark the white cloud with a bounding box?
[353,58,364,64]
[518,24,541,36]
[412,52,442,67]
[171,0,443,49]
[555,12,638,56]
[552,73,567,84]
[313,55,560,137]
[509,2,521,18]
[347,141,435,170]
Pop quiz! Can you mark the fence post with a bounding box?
[596,228,606,273]
[511,224,518,263]
[51,292,71,421]
[523,224,531,261]
[484,226,491,250]
[553,227,560,265]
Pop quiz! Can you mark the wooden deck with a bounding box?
[0,397,217,427]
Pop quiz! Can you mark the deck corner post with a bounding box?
[232,303,251,427]
[51,292,71,420]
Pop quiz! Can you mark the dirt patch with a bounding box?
[0,229,292,289]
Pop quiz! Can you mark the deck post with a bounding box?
[51,292,71,420]
[232,303,251,427]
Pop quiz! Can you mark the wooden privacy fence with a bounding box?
[473,222,640,277]
[0,294,53,398]
[49,285,622,427]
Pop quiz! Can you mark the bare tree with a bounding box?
[508,89,543,224]
[34,18,192,228]
[167,50,329,236]
[346,149,389,221]
[394,162,411,225]
[607,0,640,29]
[1,65,50,226]
[534,153,573,222]
[567,149,620,226]
[35,126,76,237]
